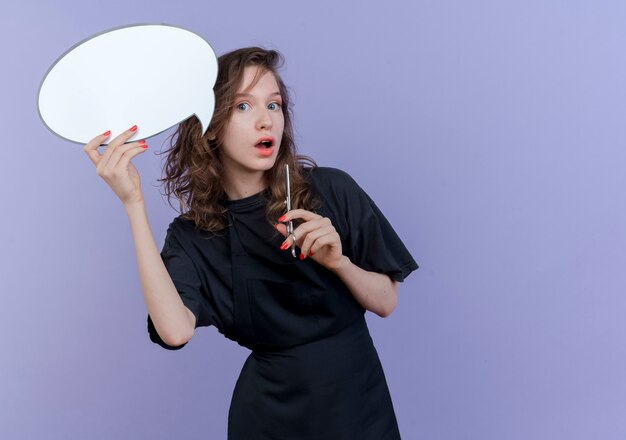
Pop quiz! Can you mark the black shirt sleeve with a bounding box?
[147,224,214,350]
[313,167,418,282]
[349,188,418,282]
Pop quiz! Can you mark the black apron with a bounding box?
[226,212,401,440]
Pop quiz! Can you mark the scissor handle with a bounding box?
[284,164,297,258]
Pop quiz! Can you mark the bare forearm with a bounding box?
[330,256,398,317]
[124,201,195,345]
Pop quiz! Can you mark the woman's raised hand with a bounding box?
[274,209,345,271]
[83,125,149,207]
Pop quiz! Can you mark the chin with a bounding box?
[262,154,279,168]
[261,160,278,170]
[248,159,276,172]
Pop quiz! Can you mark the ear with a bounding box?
[207,131,217,141]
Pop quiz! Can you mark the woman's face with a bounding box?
[218,65,285,178]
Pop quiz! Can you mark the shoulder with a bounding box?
[304,166,361,193]
[160,216,192,251]
[166,215,195,236]
[163,215,213,247]
[303,166,374,223]
[306,166,356,182]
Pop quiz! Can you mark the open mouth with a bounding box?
[255,136,275,149]
[254,137,275,156]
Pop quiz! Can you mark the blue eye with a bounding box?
[268,102,281,111]
[236,102,250,111]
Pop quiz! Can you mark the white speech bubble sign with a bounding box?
[38,24,217,144]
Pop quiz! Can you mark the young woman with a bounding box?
[83,47,418,439]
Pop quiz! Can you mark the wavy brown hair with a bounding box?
[158,47,320,234]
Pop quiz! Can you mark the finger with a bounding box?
[300,225,336,258]
[99,125,139,170]
[278,229,298,251]
[116,143,149,169]
[273,222,288,238]
[291,217,333,245]
[308,230,341,256]
[279,217,331,253]
[282,218,323,250]
[99,140,143,176]
[102,140,146,174]
[278,208,322,223]
[83,130,111,166]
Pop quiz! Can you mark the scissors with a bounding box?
[284,164,297,258]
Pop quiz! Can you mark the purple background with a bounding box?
[2,0,626,438]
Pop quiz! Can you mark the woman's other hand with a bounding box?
[274,209,344,271]
[83,125,149,207]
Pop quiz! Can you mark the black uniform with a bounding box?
[148,166,418,439]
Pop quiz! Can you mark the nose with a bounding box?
[256,108,272,131]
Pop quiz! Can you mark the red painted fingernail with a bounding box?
[299,253,305,260]
[103,130,111,136]
[280,241,290,250]
[141,145,149,149]
[309,251,313,257]
[278,215,287,222]
[139,139,146,144]
[129,125,138,132]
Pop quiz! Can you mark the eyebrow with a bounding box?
[234,92,282,99]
